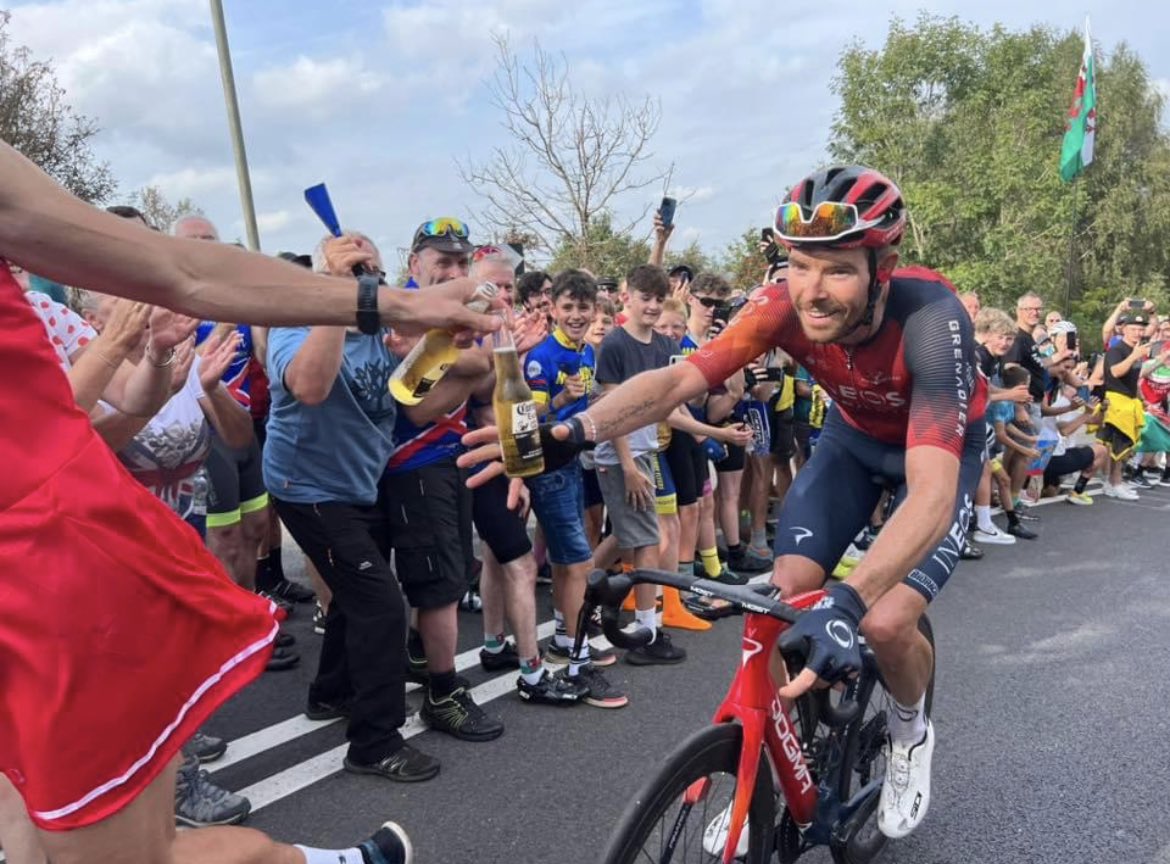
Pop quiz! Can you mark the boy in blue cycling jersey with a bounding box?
[524,270,627,708]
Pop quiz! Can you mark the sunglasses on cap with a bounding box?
[418,217,468,239]
[774,201,885,244]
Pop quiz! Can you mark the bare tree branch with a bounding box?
[457,33,668,258]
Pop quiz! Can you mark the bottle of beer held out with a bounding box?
[388,281,499,405]
[492,320,545,478]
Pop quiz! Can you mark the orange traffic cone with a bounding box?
[662,587,712,631]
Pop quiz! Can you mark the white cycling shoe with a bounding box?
[703,800,750,859]
[877,719,934,839]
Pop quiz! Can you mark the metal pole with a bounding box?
[209,0,260,251]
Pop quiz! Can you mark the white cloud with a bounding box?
[252,55,388,122]
[255,209,292,234]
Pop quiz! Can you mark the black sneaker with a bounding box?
[275,630,296,648]
[480,641,521,672]
[257,588,294,618]
[187,731,227,763]
[305,697,351,721]
[1129,473,1155,490]
[959,541,984,561]
[313,602,327,635]
[1012,504,1041,522]
[266,644,299,672]
[358,821,414,864]
[729,545,772,573]
[344,745,440,783]
[174,756,251,827]
[268,577,316,604]
[421,687,505,742]
[544,639,617,668]
[1007,523,1038,540]
[626,630,687,666]
[710,564,749,586]
[571,663,629,709]
[516,668,586,705]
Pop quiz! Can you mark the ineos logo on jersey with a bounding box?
[836,386,907,409]
[826,620,854,650]
[790,527,813,546]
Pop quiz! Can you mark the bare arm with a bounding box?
[90,408,152,451]
[576,362,711,443]
[199,386,254,449]
[0,142,498,334]
[845,446,959,606]
[283,327,347,406]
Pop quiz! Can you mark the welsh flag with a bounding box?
[1060,19,1097,183]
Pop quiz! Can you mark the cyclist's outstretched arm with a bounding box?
[577,361,710,443]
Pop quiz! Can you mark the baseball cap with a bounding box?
[668,264,695,283]
[1120,312,1150,326]
[277,251,312,269]
[411,217,474,255]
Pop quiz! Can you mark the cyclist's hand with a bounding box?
[777,583,867,700]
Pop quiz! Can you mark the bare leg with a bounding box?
[656,512,680,575]
[206,522,247,588]
[584,504,604,550]
[305,558,331,611]
[238,507,270,591]
[633,544,659,611]
[558,561,592,640]
[716,469,744,547]
[861,585,932,707]
[0,774,45,864]
[479,547,507,639]
[417,604,458,674]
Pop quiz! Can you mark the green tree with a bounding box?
[829,14,1170,328]
[0,11,115,202]
[126,185,202,232]
[664,239,718,279]
[720,228,772,292]
[547,212,650,278]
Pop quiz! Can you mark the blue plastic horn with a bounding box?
[304,183,342,237]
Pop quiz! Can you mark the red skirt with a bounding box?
[0,436,276,830]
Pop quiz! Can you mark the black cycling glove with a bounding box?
[778,582,867,685]
[538,422,593,473]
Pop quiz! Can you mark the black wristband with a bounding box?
[356,274,380,335]
[538,423,592,473]
[563,415,588,445]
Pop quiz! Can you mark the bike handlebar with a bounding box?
[585,568,862,728]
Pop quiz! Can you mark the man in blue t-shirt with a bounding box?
[264,233,449,784]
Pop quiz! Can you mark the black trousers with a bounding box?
[273,497,406,764]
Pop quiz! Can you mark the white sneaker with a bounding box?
[972,526,1016,545]
[878,721,934,840]
[1104,483,1139,501]
[703,800,749,858]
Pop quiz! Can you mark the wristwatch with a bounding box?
[356,273,380,335]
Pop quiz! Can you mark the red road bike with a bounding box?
[580,568,934,864]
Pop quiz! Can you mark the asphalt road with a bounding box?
[199,482,1170,864]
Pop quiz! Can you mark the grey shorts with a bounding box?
[595,453,660,551]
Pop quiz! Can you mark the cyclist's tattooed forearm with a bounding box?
[594,396,659,441]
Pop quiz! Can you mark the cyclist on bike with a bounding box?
[463,164,988,841]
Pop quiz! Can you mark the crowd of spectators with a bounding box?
[7,200,1169,841]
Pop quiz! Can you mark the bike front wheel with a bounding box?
[600,723,776,864]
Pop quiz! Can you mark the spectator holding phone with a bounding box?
[1041,359,1108,504]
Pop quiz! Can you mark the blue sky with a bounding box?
[7,0,1170,272]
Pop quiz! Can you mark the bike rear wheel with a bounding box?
[600,723,775,864]
[830,613,936,864]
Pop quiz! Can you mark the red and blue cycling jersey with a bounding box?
[687,267,987,459]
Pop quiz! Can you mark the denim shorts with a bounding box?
[526,460,592,566]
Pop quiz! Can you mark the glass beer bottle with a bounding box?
[388,281,499,405]
[492,320,544,478]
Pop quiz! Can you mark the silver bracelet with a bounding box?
[147,346,176,368]
[579,411,598,442]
